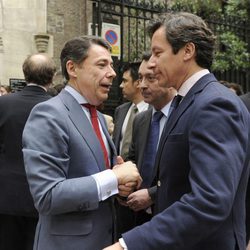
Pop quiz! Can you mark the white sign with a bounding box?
[102,23,121,58]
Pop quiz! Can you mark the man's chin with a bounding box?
[144,98,152,104]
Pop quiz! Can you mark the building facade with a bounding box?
[0,0,92,86]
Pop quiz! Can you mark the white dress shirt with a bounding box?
[65,85,118,201]
[120,101,149,152]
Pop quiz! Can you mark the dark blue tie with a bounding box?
[168,94,183,117]
[141,111,163,187]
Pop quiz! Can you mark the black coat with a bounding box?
[0,85,51,216]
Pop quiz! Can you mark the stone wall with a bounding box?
[47,0,92,84]
[0,0,93,86]
[0,0,48,86]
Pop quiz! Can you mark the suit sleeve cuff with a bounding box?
[92,170,118,201]
[119,238,128,249]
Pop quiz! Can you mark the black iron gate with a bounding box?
[90,0,167,116]
[90,1,250,115]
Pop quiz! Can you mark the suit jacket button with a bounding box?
[157,180,161,187]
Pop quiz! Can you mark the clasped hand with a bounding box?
[112,156,142,197]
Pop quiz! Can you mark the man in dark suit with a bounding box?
[0,53,56,250]
[105,12,250,250]
[22,36,141,250]
[240,92,250,249]
[113,62,149,236]
[124,52,176,225]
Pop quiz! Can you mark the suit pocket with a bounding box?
[167,133,185,142]
[50,213,93,236]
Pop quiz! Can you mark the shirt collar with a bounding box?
[178,69,209,97]
[65,85,87,104]
[152,101,171,118]
[27,83,47,92]
[135,100,149,113]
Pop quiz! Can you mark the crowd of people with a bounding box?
[0,11,250,250]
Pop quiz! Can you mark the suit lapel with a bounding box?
[59,90,107,171]
[138,110,152,170]
[155,73,217,171]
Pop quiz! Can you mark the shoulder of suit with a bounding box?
[114,102,132,114]
[134,109,151,122]
[117,102,131,109]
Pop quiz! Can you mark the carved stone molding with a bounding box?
[34,33,50,53]
[0,36,3,53]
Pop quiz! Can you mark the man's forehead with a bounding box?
[85,49,113,64]
[88,44,112,56]
[139,66,154,76]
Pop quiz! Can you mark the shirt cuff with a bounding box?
[119,238,128,250]
[92,170,118,201]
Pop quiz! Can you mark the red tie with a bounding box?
[83,104,110,169]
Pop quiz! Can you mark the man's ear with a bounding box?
[183,42,196,61]
[66,60,77,78]
[135,79,141,89]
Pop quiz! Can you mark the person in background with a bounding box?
[241,91,250,111]
[220,80,244,96]
[113,62,149,160]
[54,83,65,93]
[47,85,58,96]
[124,51,176,227]
[0,84,11,96]
[0,53,56,250]
[22,36,141,250]
[113,62,149,237]
[47,83,66,96]
[97,103,115,137]
[104,12,250,250]
[104,114,115,137]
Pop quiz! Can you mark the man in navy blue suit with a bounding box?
[104,12,250,250]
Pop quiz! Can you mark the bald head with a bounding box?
[22,53,56,86]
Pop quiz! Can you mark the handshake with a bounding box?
[112,156,142,197]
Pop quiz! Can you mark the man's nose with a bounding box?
[139,79,147,89]
[148,55,156,69]
[107,66,116,78]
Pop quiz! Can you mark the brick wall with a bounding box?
[47,0,92,84]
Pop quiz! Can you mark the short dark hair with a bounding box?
[148,12,216,69]
[220,80,243,96]
[141,51,152,62]
[121,62,141,82]
[22,54,56,86]
[60,36,112,80]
